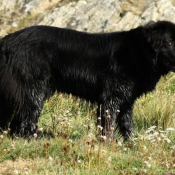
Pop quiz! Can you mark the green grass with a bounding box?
[1,73,175,174]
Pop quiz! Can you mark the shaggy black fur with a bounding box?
[0,21,175,140]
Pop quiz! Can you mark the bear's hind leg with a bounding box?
[0,96,13,132]
[9,89,46,137]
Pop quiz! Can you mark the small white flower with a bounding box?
[139,135,144,140]
[148,157,152,160]
[150,139,156,143]
[144,161,151,168]
[111,127,114,131]
[149,126,157,130]
[164,138,171,143]
[77,111,81,115]
[153,132,159,136]
[141,169,147,174]
[100,135,107,141]
[11,143,15,147]
[145,130,151,134]
[38,128,43,132]
[147,163,151,168]
[166,128,175,131]
[24,167,30,174]
[68,139,73,143]
[88,133,93,138]
[33,133,37,139]
[66,122,71,126]
[133,168,137,171]
[146,126,156,133]
[0,135,4,139]
[144,161,148,164]
[24,168,29,171]
[170,145,175,149]
[160,133,166,138]
[14,169,19,174]
[146,134,154,140]
[49,156,53,161]
[132,138,138,141]
[97,125,103,130]
[89,124,94,129]
[117,141,122,147]
[156,137,161,142]
[60,122,65,125]
[77,159,81,163]
[3,131,8,134]
[142,145,147,150]
[83,125,87,128]
[108,156,112,162]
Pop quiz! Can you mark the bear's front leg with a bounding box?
[116,108,134,141]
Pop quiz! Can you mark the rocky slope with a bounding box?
[0,0,175,37]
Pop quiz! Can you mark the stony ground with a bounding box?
[0,0,175,37]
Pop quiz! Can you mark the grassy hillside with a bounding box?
[0,73,175,174]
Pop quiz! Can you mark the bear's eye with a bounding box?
[168,41,174,46]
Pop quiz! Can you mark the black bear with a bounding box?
[0,21,175,140]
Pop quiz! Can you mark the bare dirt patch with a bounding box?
[0,159,33,175]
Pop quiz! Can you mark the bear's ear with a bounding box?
[145,21,156,28]
[143,21,164,52]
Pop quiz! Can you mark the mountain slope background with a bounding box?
[1,0,175,37]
